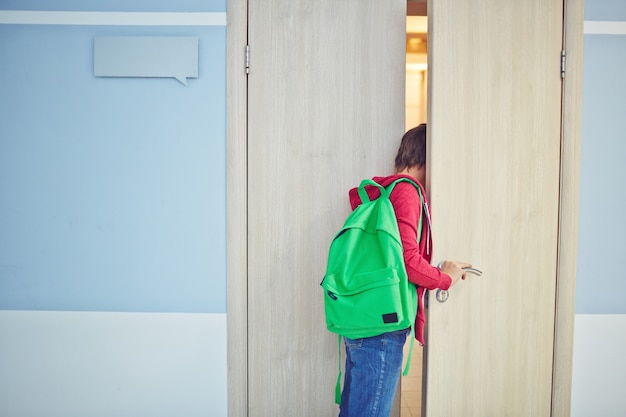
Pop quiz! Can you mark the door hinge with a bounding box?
[560,50,566,79]
[245,44,250,74]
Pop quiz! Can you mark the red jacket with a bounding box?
[348,174,452,344]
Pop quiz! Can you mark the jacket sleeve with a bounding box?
[391,182,452,291]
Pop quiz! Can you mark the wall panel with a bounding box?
[0,4,228,416]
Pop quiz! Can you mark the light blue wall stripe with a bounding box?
[584,20,626,34]
[0,0,225,13]
[0,23,226,313]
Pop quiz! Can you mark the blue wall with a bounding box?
[0,6,226,314]
[576,1,626,314]
[571,1,626,416]
[584,0,626,21]
[0,3,229,416]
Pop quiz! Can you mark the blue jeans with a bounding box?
[339,328,409,417]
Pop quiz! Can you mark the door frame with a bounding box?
[225,0,584,415]
[551,1,583,415]
[226,1,248,416]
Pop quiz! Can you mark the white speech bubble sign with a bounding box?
[94,36,198,85]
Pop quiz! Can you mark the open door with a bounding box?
[423,0,565,415]
[244,1,407,415]
[230,0,579,415]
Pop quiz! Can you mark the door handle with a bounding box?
[435,289,450,302]
[435,266,482,303]
[462,267,483,276]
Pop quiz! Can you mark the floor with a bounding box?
[400,343,423,417]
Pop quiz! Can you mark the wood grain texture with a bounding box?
[226,1,249,416]
[424,0,564,416]
[246,1,406,415]
[552,0,584,416]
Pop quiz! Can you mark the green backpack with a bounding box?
[321,178,424,404]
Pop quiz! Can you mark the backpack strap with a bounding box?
[335,334,343,404]
[387,178,426,240]
[357,179,386,204]
[387,178,423,376]
[402,284,418,376]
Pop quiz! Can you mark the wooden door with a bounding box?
[245,1,407,415]
[423,0,565,416]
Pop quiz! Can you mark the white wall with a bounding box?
[571,315,626,417]
[0,311,227,417]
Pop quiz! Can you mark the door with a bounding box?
[423,0,564,416]
[246,1,407,415]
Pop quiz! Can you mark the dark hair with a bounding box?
[394,124,427,172]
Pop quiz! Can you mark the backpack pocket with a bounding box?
[321,267,412,338]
